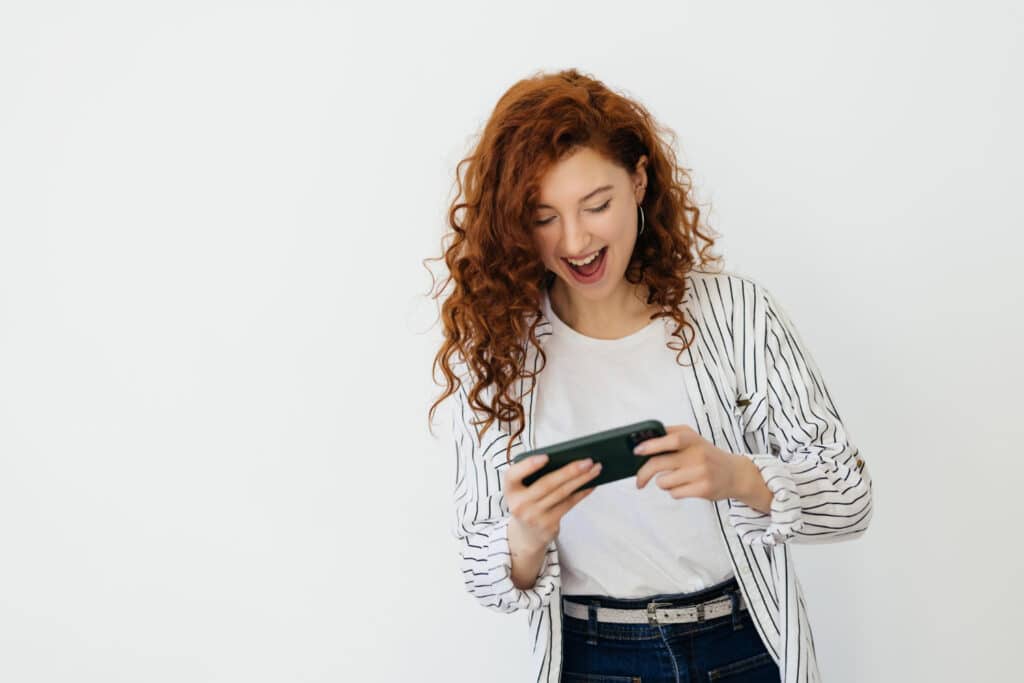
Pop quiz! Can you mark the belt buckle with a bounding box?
[647,598,711,625]
[646,601,669,626]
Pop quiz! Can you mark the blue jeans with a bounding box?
[560,575,779,682]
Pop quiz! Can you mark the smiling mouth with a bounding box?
[562,245,608,277]
[561,246,605,265]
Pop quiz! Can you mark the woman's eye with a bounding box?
[534,200,610,226]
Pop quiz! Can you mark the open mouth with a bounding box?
[562,246,608,281]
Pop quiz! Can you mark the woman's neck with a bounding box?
[547,279,661,340]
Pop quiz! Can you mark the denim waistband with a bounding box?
[562,574,741,610]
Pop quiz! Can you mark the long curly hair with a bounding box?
[424,68,724,465]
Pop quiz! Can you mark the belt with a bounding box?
[562,591,746,626]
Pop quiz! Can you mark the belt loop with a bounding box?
[586,601,598,645]
[729,590,743,631]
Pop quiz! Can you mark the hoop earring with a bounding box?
[638,205,645,235]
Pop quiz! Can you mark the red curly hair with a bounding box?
[425,68,724,465]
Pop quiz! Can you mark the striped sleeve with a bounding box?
[449,379,561,613]
[729,285,874,546]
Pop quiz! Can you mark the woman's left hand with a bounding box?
[632,424,751,502]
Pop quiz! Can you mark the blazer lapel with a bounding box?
[676,295,734,449]
[498,310,552,450]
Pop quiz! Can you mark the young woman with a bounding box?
[427,68,873,683]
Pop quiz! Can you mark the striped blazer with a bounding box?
[449,269,874,683]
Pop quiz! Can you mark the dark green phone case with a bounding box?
[511,420,666,492]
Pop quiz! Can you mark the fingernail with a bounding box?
[633,444,646,454]
[578,458,593,470]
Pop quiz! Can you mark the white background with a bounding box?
[1,1,1021,681]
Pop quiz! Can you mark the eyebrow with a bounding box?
[536,184,613,210]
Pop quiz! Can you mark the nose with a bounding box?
[559,215,597,258]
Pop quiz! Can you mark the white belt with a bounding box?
[562,592,746,626]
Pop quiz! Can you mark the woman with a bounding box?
[427,68,873,683]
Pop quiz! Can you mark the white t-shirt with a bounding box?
[535,287,735,598]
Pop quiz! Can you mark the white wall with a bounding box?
[1,1,1021,681]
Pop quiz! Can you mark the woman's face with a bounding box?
[531,146,647,303]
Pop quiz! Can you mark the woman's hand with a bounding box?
[632,424,772,513]
[503,454,604,554]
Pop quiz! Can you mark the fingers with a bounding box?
[507,453,564,495]
[536,460,602,513]
[505,453,552,489]
[633,429,691,455]
[505,454,602,518]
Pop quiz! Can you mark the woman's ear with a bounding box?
[633,155,648,202]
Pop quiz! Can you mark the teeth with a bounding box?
[566,248,602,266]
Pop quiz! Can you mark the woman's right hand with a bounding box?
[503,454,603,553]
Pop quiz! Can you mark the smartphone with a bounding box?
[511,420,666,492]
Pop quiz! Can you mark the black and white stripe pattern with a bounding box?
[448,270,874,682]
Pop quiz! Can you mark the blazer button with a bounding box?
[855,457,864,470]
